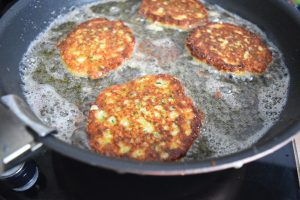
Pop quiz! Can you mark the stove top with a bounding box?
[0,143,299,200]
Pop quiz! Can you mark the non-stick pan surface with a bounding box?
[0,0,300,175]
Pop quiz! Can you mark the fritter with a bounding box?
[86,74,202,161]
[186,23,273,75]
[139,0,208,30]
[58,18,135,79]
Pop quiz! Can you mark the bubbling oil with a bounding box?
[20,0,289,161]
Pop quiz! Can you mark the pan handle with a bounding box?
[0,95,56,174]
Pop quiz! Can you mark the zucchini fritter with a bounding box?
[86,74,202,161]
[58,18,135,79]
[139,0,208,30]
[186,23,272,75]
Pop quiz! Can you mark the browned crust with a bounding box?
[86,74,202,161]
[139,0,208,30]
[58,18,135,79]
[186,23,273,74]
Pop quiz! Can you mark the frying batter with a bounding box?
[58,18,135,79]
[139,0,208,30]
[86,74,202,161]
[186,23,272,75]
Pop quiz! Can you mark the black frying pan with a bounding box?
[0,0,300,175]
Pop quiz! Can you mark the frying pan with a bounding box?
[0,0,300,175]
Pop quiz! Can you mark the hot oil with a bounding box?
[20,0,289,161]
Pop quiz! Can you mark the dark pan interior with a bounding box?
[0,0,300,175]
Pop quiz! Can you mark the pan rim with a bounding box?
[39,121,300,175]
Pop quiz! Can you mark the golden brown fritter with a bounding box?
[58,18,135,79]
[86,74,202,161]
[186,23,273,75]
[139,0,208,30]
